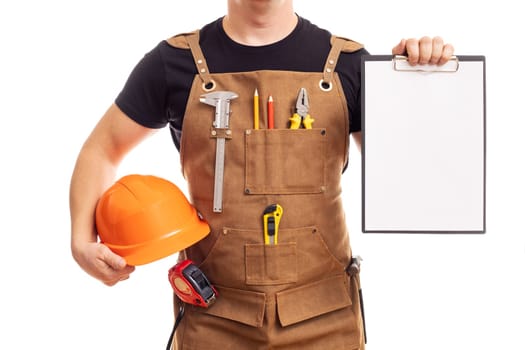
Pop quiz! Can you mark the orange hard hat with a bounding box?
[95,174,210,266]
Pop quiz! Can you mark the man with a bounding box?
[70,0,454,348]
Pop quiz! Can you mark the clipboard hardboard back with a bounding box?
[361,55,486,233]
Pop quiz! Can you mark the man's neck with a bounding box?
[223,0,297,46]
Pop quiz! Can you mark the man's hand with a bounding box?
[72,241,135,286]
[392,36,454,66]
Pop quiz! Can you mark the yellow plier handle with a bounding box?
[289,113,302,129]
[289,113,314,129]
[302,114,314,129]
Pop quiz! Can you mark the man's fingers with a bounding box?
[100,265,134,286]
[417,36,433,64]
[102,245,128,270]
[97,245,135,285]
[438,43,455,65]
[103,274,131,287]
[405,38,420,65]
[391,39,407,56]
[429,36,444,64]
[403,36,454,66]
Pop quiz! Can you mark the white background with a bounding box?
[1,1,523,349]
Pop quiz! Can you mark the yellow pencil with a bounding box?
[253,88,259,129]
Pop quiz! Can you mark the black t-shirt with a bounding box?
[115,16,368,150]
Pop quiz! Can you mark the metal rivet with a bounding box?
[197,59,203,64]
[329,59,335,65]
[245,130,251,135]
[326,68,332,73]
[200,68,206,73]
[321,129,326,135]
[245,188,251,194]
[226,130,232,135]
[320,186,326,192]
[223,229,228,235]
[211,130,217,136]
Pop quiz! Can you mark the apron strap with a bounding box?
[185,31,216,91]
[185,32,354,92]
[320,36,347,91]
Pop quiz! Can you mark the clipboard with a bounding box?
[361,55,486,233]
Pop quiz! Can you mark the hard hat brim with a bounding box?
[104,214,210,266]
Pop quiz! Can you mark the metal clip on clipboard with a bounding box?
[393,55,460,72]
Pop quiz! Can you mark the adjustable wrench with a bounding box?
[200,91,238,213]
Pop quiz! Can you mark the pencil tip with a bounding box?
[268,95,273,101]
[255,88,258,96]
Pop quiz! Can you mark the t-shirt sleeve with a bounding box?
[348,93,362,133]
[337,47,369,134]
[115,43,168,129]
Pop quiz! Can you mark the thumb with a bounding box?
[102,246,127,270]
[392,39,407,56]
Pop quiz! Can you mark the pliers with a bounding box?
[289,88,314,129]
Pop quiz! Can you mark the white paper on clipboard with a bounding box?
[361,55,486,233]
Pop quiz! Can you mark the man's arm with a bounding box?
[69,104,156,286]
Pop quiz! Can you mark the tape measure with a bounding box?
[168,259,218,307]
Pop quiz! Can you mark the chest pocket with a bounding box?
[244,128,327,195]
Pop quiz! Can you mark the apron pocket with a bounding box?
[198,285,266,327]
[276,274,352,327]
[245,243,298,285]
[245,128,327,195]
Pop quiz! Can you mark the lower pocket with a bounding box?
[245,243,298,285]
[276,274,352,327]
[180,286,267,349]
[198,285,266,327]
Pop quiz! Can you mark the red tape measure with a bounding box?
[168,259,218,307]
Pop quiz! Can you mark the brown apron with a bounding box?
[168,31,366,350]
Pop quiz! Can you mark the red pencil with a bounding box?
[268,95,274,129]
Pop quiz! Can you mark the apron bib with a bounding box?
[169,31,365,350]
